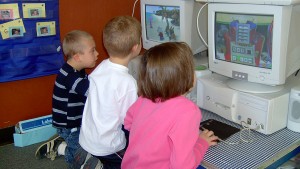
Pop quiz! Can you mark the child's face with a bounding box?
[32,10,38,16]
[14,30,20,35]
[78,38,99,69]
[192,73,196,89]
[41,28,48,34]
[187,73,197,94]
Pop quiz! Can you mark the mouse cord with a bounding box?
[218,121,261,145]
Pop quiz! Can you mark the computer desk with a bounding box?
[197,109,300,169]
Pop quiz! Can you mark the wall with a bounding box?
[0,0,140,129]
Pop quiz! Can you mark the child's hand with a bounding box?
[199,129,219,146]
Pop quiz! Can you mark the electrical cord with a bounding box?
[132,0,139,17]
[217,121,261,145]
[196,2,209,48]
[115,152,123,160]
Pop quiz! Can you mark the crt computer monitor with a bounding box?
[207,3,300,93]
[140,0,208,54]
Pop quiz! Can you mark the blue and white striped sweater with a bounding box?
[52,63,89,128]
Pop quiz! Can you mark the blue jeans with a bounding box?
[57,127,80,165]
[73,146,124,169]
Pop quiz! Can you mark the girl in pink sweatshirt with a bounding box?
[122,42,218,169]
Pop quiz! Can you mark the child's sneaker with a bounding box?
[35,135,64,160]
[83,156,103,169]
[73,147,90,169]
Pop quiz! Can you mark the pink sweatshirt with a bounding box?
[122,96,209,169]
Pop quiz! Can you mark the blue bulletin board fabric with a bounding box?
[0,0,64,82]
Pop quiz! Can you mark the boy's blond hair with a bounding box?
[103,16,141,57]
[62,30,93,60]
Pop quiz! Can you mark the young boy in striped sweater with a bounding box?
[35,30,98,168]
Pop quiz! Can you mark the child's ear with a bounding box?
[73,53,81,62]
[132,38,142,53]
[132,43,140,52]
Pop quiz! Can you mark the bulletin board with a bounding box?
[0,0,64,83]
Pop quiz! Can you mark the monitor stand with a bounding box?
[226,79,284,94]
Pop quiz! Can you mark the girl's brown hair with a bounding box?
[138,42,195,102]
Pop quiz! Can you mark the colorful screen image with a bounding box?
[214,13,274,69]
[145,5,180,43]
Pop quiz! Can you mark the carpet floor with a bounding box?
[0,142,67,169]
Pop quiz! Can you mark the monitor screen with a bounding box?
[214,12,273,69]
[145,5,180,43]
[207,3,300,88]
[141,0,208,54]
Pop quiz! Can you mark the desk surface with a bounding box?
[200,109,300,169]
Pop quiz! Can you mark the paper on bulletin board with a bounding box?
[22,3,46,18]
[0,3,20,20]
[36,21,56,37]
[0,18,26,39]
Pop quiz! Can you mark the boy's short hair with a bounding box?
[139,42,195,102]
[103,16,141,57]
[62,30,93,60]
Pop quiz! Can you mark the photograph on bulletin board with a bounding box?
[22,3,46,18]
[36,21,56,37]
[9,26,25,37]
[0,3,20,20]
[0,18,26,39]
[0,9,13,20]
